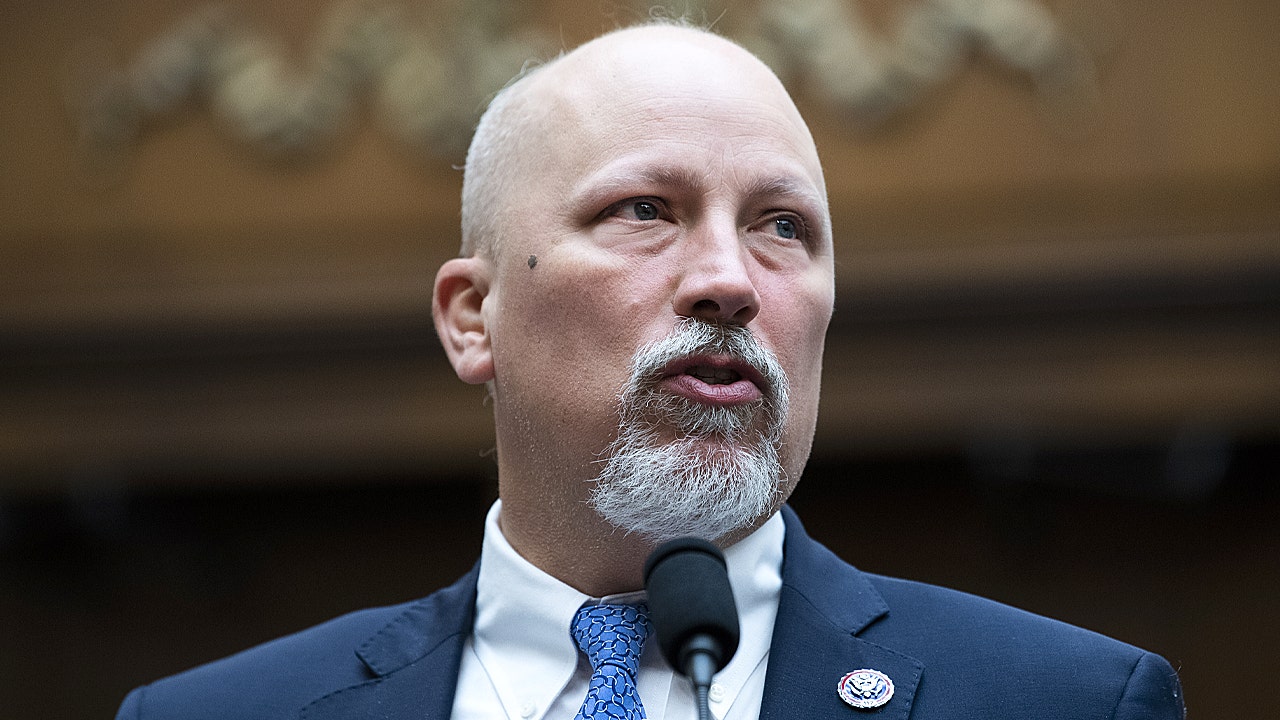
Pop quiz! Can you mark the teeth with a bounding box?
[688,366,741,385]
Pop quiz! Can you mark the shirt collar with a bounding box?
[698,506,784,713]
[472,500,587,717]
[472,499,785,718]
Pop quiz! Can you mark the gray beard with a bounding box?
[588,319,790,543]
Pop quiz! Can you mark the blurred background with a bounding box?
[1,0,1276,717]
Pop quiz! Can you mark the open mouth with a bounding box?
[685,365,743,385]
[659,355,765,406]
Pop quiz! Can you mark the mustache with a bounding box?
[621,318,790,439]
[630,318,786,397]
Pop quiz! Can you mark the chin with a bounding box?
[588,431,786,544]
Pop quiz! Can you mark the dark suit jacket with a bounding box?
[116,506,1184,719]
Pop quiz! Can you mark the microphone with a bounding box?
[643,537,740,720]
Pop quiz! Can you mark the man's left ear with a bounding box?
[433,257,495,384]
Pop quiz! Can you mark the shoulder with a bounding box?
[115,602,412,720]
[115,564,479,720]
[861,574,1185,719]
[863,571,1149,662]
[775,508,1183,718]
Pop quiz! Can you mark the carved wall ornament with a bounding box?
[69,0,1104,170]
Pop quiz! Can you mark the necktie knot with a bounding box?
[571,603,651,720]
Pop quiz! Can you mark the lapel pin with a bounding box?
[837,668,894,710]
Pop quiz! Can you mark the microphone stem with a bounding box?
[686,649,717,720]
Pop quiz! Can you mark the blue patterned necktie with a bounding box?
[570,603,651,720]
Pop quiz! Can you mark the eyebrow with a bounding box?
[580,164,827,213]
[586,165,706,198]
[741,175,828,213]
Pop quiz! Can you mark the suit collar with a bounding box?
[299,563,479,720]
[777,506,888,634]
[298,507,924,719]
[760,507,924,718]
[355,562,479,677]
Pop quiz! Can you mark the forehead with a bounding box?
[519,29,827,201]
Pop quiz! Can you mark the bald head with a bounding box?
[435,21,835,589]
[459,22,827,260]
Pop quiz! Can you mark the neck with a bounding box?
[497,492,655,596]
[496,490,770,598]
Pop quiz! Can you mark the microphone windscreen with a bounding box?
[643,537,740,673]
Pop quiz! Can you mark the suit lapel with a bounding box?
[299,563,479,720]
[760,508,923,719]
[294,509,922,719]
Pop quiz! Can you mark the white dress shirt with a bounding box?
[451,500,785,720]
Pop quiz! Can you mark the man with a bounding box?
[116,22,1185,720]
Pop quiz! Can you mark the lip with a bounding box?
[657,354,766,406]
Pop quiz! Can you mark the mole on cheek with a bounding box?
[528,255,537,269]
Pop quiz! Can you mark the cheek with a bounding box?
[767,270,833,353]
[773,282,831,476]
[523,249,672,339]
[767,273,833,407]
[488,256,660,411]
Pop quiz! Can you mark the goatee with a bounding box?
[588,318,790,543]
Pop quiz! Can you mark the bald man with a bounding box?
[116,22,1185,720]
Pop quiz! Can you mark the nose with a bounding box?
[672,221,761,325]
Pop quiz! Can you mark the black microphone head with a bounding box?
[643,537,740,676]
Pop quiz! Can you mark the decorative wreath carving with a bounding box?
[69,0,1104,168]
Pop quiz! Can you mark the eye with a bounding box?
[761,213,805,243]
[773,217,799,240]
[618,199,661,221]
[600,198,669,226]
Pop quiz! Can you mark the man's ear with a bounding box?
[433,257,495,384]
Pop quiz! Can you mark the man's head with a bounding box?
[433,22,835,592]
